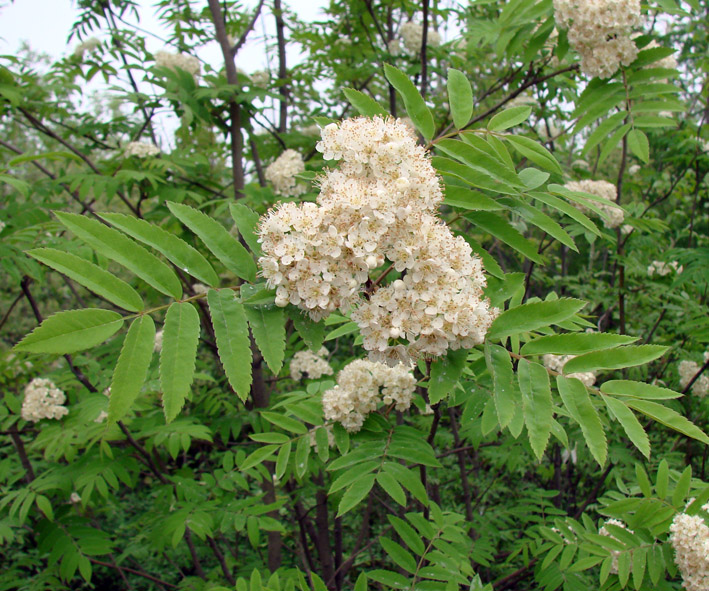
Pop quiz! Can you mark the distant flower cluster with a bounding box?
[400,21,441,54]
[670,500,709,591]
[553,0,641,78]
[155,50,201,78]
[322,359,416,432]
[647,260,683,277]
[543,354,596,387]
[250,70,269,88]
[290,347,333,381]
[73,37,101,59]
[599,519,633,574]
[125,141,160,158]
[564,179,625,229]
[265,149,307,197]
[21,378,68,422]
[154,329,164,353]
[678,360,709,397]
[258,117,498,362]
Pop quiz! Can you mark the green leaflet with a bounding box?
[100,213,219,287]
[465,211,544,263]
[447,69,473,129]
[428,348,467,404]
[228,203,262,257]
[488,298,586,341]
[528,191,601,237]
[287,308,326,352]
[625,399,709,445]
[55,212,182,300]
[342,88,388,117]
[244,303,285,375]
[520,332,638,356]
[383,64,435,140]
[562,345,668,374]
[15,308,123,355]
[380,537,417,573]
[627,129,650,163]
[504,135,563,175]
[488,106,532,132]
[518,359,553,461]
[556,376,607,466]
[602,394,650,458]
[437,138,524,189]
[485,342,519,429]
[167,201,256,282]
[376,471,406,505]
[207,289,252,402]
[337,474,376,517]
[499,196,577,251]
[443,185,503,211]
[600,380,682,400]
[108,315,156,424]
[27,248,143,312]
[435,155,520,195]
[160,302,201,423]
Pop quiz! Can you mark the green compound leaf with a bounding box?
[100,213,219,287]
[108,315,155,424]
[447,68,473,129]
[428,348,467,404]
[488,298,586,341]
[602,394,650,459]
[521,332,638,356]
[55,212,182,300]
[624,399,709,445]
[563,345,668,374]
[160,302,201,423]
[485,342,519,429]
[15,308,123,354]
[342,88,388,117]
[488,106,532,132]
[557,376,607,466]
[207,289,252,402]
[384,64,435,141]
[518,359,553,461]
[27,248,143,312]
[244,304,285,375]
[167,201,256,282]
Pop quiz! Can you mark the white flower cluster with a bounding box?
[154,329,164,353]
[678,360,709,397]
[192,283,209,295]
[599,518,634,574]
[125,141,160,158]
[553,0,641,78]
[321,359,416,432]
[21,378,68,422]
[265,149,308,197]
[155,50,201,78]
[258,117,498,361]
[670,501,709,591]
[290,347,334,381]
[0,220,6,233]
[647,260,683,277]
[73,37,101,58]
[250,70,270,88]
[543,354,597,387]
[400,22,441,54]
[564,180,625,228]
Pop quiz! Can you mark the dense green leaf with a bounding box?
[15,308,123,354]
[342,88,388,117]
[27,248,143,312]
[557,376,607,466]
[244,304,285,374]
[207,289,252,401]
[563,345,668,374]
[56,212,182,299]
[100,213,219,287]
[447,69,473,129]
[160,302,200,423]
[167,202,256,282]
[488,298,586,341]
[108,315,156,424]
[518,359,553,461]
[384,64,435,140]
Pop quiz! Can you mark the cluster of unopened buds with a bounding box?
[257,116,498,363]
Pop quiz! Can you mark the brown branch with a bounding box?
[8,425,35,483]
[232,0,267,55]
[273,0,289,133]
[89,559,177,588]
[0,291,23,334]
